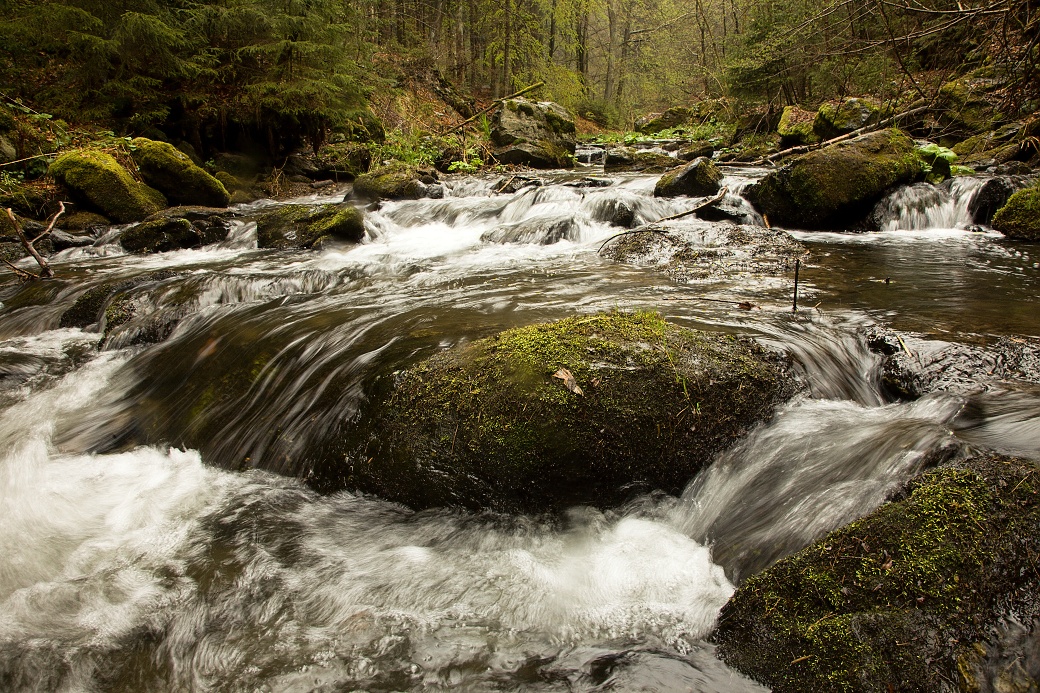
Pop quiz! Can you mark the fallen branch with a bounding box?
[4,201,64,279]
[439,82,546,135]
[653,187,728,223]
[597,225,671,253]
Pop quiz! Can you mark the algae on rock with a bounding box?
[714,453,1040,693]
[49,149,166,223]
[350,311,796,512]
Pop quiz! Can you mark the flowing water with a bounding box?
[1,168,1039,691]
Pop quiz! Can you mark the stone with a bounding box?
[490,98,576,168]
[351,162,440,201]
[968,177,1023,225]
[346,311,796,512]
[636,106,693,134]
[49,149,166,223]
[255,203,366,249]
[677,140,715,161]
[813,98,883,140]
[131,138,231,208]
[777,106,819,147]
[603,147,677,173]
[991,183,1040,240]
[120,218,203,254]
[654,157,723,198]
[746,129,923,229]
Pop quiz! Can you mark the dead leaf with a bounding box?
[553,368,584,395]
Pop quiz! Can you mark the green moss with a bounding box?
[50,149,166,223]
[350,311,796,512]
[130,138,230,208]
[654,157,723,198]
[715,454,1040,692]
[777,106,819,146]
[60,211,111,230]
[352,162,434,200]
[991,184,1040,240]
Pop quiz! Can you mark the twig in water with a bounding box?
[4,201,64,279]
[792,258,801,312]
[652,187,728,223]
[597,225,670,253]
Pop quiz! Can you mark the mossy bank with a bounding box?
[714,453,1040,692]
[347,311,797,512]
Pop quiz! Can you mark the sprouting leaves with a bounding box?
[553,367,583,395]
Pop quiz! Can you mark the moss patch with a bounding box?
[352,162,437,200]
[255,203,365,249]
[748,129,922,229]
[49,149,166,223]
[991,184,1040,240]
[131,138,230,208]
[655,157,723,198]
[777,106,819,147]
[714,454,1040,693]
[350,311,796,512]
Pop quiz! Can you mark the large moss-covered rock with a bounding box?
[351,311,796,512]
[49,150,166,223]
[777,106,819,147]
[654,157,723,198]
[636,106,693,134]
[255,203,365,249]
[130,138,231,208]
[491,98,576,168]
[714,453,1040,693]
[813,98,883,140]
[747,129,923,229]
[991,184,1040,240]
[603,147,678,173]
[351,162,441,201]
[936,77,1004,141]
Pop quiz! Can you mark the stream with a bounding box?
[1,166,1039,691]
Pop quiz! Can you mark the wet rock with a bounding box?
[746,129,923,229]
[968,177,1022,225]
[255,203,366,249]
[351,311,796,512]
[601,222,805,282]
[49,229,94,251]
[59,270,178,330]
[864,327,1040,400]
[492,175,543,195]
[120,218,203,254]
[351,162,440,201]
[130,138,231,208]
[714,453,1040,693]
[563,177,613,189]
[677,140,715,161]
[481,214,577,244]
[59,211,110,231]
[777,106,819,148]
[49,149,166,223]
[148,206,238,245]
[654,157,723,198]
[491,98,576,168]
[603,147,677,173]
[813,98,883,140]
[588,198,637,228]
[992,183,1040,240]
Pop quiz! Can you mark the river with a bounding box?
[1,167,1038,691]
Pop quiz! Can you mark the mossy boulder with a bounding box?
[351,162,441,201]
[677,140,715,161]
[351,311,796,512]
[59,211,111,231]
[991,184,1040,240]
[747,129,923,229]
[130,138,231,208]
[813,98,883,140]
[777,106,820,147]
[936,77,1004,141]
[49,150,166,223]
[603,147,678,173]
[714,453,1040,693]
[120,218,203,254]
[654,157,723,198]
[491,98,576,168]
[636,106,693,135]
[255,203,365,249]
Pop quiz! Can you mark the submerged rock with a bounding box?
[351,312,796,512]
[991,183,1040,240]
[49,149,166,223]
[255,203,366,249]
[130,138,231,208]
[58,270,178,332]
[714,453,1040,693]
[491,98,576,168]
[747,129,922,229]
[481,214,578,244]
[654,157,723,198]
[602,222,804,282]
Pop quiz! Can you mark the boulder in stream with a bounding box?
[746,129,923,229]
[991,183,1040,240]
[714,453,1040,693]
[130,138,231,208]
[490,98,576,168]
[654,157,723,198]
[351,162,442,201]
[49,149,167,223]
[351,311,796,512]
[255,203,366,249]
[813,98,884,140]
[603,147,677,173]
[120,218,203,254]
